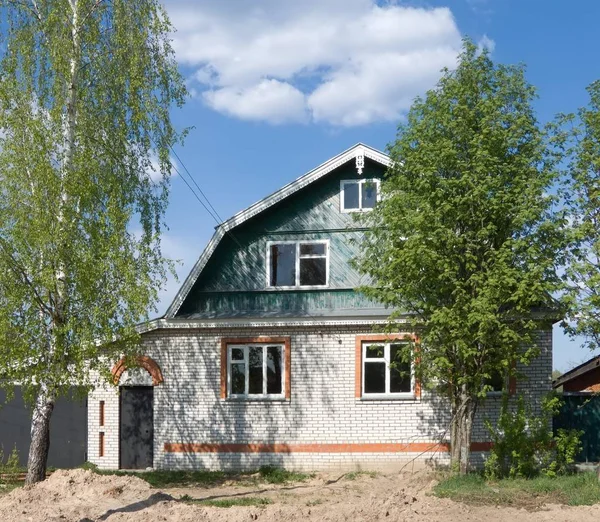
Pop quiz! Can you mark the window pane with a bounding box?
[231,348,244,361]
[248,347,263,394]
[343,182,359,210]
[300,243,325,256]
[299,257,326,286]
[266,346,283,394]
[487,370,505,392]
[364,362,386,393]
[231,363,245,395]
[365,344,384,359]
[390,344,411,393]
[270,244,296,286]
[362,181,377,209]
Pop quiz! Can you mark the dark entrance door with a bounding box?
[120,386,153,469]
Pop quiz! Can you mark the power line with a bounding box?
[167,149,245,250]
[168,160,221,226]
[169,145,225,224]
[166,148,343,333]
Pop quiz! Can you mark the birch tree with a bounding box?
[0,0,186,483]
[357,41,565,473]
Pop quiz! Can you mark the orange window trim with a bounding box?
[220,337,291,399]
[355,333,421,399]
[99,400,105,427]
[99,432,105,458]
[508,359,517,395]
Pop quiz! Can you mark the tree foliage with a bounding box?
[357,40,566,472]
[558,81,600,351]
[0,0,186,482]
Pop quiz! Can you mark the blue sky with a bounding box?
[158,0,600,373]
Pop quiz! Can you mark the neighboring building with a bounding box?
[87,144,554,471]
[553,356,600,393]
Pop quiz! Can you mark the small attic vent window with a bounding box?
[340,179,379,213]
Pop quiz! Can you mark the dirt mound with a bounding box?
[3,469,600,521]
[0,469,168,522]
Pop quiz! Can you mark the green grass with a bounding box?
[433,472,600,508]
[0,481,23,495]
[80,462,311,488]
[182,495,273,508]
[80,463,227,488]
[256,466,312,484]
[344,470,378,481]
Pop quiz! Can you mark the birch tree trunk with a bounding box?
[25,1,80,483]
[25,386,54,484]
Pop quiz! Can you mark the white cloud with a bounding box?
[145,154,179,184]
[167,1,463,126]
[204,80,308,124]
[477,34,496,54]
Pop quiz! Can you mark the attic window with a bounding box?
[268,241,329,288]
[340,179,379,212]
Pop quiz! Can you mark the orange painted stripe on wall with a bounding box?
[163,441,493,454]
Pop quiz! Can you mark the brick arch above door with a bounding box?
[111,355,164,386]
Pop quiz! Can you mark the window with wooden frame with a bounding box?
[340,179,380,213]
[221,337,291,400]
[485,366,517,395]
[267,240,329,289]
[355,335,420,399]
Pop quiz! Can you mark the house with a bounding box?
[553,356,600,393]
[87,144,554,471]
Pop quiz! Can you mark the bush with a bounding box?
[0,446,21,485]
[484,393,582,479]
[544,428,583,477]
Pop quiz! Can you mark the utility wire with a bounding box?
[167,149,245,250]
[168,160,221,226]
[166,147,343,334]
[169,145,225,224]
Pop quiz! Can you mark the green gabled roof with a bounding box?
[164,143,390,318]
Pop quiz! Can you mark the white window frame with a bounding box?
[340,179,380,213]
[227,344,286,399]
[266,239,329,290]
[362,342,414,398]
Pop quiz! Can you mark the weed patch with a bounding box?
[433,472,600,508]
[183,495,272,508]
[257,466,313,484]
[344,470,378,481]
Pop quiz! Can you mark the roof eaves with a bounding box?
[552,355,600,389]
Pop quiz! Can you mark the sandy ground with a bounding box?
[1,469,600,522]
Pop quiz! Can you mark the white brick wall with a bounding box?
[87,325,552,471]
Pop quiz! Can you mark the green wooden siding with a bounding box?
[178,290,388,319]
[554,395,600,462]
[176,159,387,318]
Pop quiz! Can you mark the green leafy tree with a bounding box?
[0,0,186,483]
[559,81,600,351]
[357,41,565,473]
